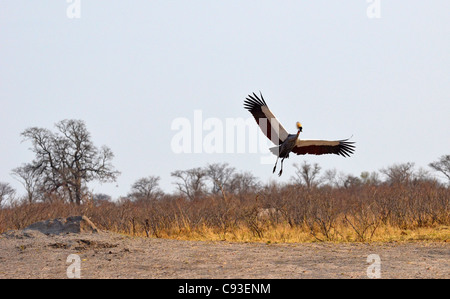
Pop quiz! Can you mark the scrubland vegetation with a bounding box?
[2,161,449,243]
[1,120,449,243]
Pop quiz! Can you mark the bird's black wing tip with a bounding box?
[245,91,267,108]
[338,139,356,157]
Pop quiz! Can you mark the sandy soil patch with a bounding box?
[0,229,448,279]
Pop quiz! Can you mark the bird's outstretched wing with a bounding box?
[243,92,289,145]
[293,139,355,157]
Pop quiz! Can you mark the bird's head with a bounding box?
[296,122,303,132]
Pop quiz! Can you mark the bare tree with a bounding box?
[292,161,322,188]
[360,171,381,186]
[429,155,450,183]
[171,168,207,201]
[0,182,16,207]
[128,176,162,201]
[321,168,338,188]
[342,174,362,189]
[205,163,235,194]
[380,162,415,185]
[227,171,261,195]
[413,167,436,184]
[21,119,120,205]
[11,164,41,203]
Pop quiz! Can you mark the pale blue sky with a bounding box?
[1,1,449,198]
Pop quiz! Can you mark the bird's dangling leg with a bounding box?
[278,158,285,177]
[273,156,279,173]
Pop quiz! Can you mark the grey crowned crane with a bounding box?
[244,92,355,176]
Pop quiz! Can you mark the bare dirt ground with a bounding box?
[0,229,448,279]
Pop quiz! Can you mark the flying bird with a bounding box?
[244,92,355,176]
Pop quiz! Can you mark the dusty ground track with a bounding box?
[0,230,448,279]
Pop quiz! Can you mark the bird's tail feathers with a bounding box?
[269,146,280,156]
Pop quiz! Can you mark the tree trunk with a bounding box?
[74,178,82,205]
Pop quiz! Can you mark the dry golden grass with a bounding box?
[102,220,450,244]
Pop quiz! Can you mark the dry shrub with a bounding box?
[1,182,448,242]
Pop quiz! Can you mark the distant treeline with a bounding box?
[2,158,450,205]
